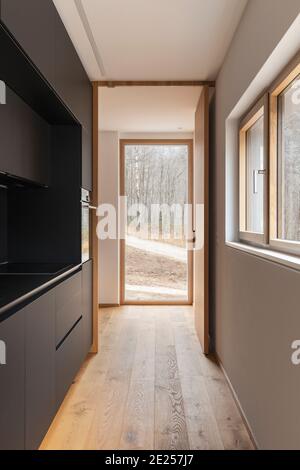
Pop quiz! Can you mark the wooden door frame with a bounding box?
[194,86,210,354]
[119,138,194,306]
[90,83,99,352]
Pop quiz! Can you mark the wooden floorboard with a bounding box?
[40,305,254,450]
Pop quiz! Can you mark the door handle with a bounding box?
[0,81,6,104]
[253,169,266,194]
[187,230,196,245]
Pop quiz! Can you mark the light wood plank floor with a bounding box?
[40,306,254,450]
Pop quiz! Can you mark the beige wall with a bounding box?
[212,0,300,449]
[98,131,120,305]
[98,131,193,305]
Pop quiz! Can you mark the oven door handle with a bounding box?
[81,201,97,210]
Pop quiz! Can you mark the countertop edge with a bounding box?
[0,264,82,319]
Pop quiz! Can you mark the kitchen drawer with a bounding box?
[82,260,93,356]
[25,290,55,450]
[0,311,25,449]
[55,271,82,346]
[55,317,84,409]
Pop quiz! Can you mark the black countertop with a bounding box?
[0,264,81,321]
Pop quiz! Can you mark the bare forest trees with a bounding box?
[125,145,188,241]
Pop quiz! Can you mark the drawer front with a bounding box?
[25,290,55,450]
[55,318,84,409]
[55,272,82,346]
[82,259,93,356]
[0,312,25,450]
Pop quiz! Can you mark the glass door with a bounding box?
[120,140,193,304]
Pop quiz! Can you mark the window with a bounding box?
[278,76,300,241]
[238,52,300,256]
[269,56,300,254]
[239,96,268,244]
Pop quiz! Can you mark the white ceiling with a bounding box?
[53,0,248,81]
[99,86,201,132]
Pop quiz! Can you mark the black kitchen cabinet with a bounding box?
[53,11,92,128]
[0,269,86,450]
[0,0,92,133]
[0,0,93,190]
[55,271,82,347]
[53,12,93,190]
[25,290,55,450]
[82,127,93,191]
[0,0,55,85]
[0,311,25,450]
[0,86,50,186]
[82,260,93,356]
[56,318,84,409]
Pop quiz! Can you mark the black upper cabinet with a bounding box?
[0,311,25,450]
[53,11,93,190]
[0,86,50,186]
[0,1,93,190]
[53,11,92,129]
[82,127,92,191]
[0,0,92,129]
[25,291,55,450]
[0,0,55,85]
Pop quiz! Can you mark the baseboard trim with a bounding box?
[99,303,120,308]
[215,352,259,450]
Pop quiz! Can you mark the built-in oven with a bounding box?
[81,189,96,263]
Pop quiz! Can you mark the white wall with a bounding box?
[98,131,119,305]
[212,0,300,449]
[98,131,194,305]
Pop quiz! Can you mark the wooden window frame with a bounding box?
[119,139,194,306]
[239,94,269,246]
[269,54,300,255]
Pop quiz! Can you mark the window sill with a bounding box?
[226,241,300,271]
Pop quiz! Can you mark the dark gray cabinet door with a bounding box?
[55,318,84,409]
[0,0,92,190]
[53,11,92,127]
[25,290,55,450]
[82,260,93,356]
[82,126,93,191]
[0,86,50,186]
[55,272,82,347]
[0,0,55,85]
[53,10,93,191]
[0,312,25,450]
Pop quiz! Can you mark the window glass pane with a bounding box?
[278,74,300,241]
[246,115,264,233]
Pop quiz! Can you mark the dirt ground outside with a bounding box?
[125,245,188,301]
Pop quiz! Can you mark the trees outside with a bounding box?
[279,77,300,241]
[124,144,189,301]
[125,145,188,244]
